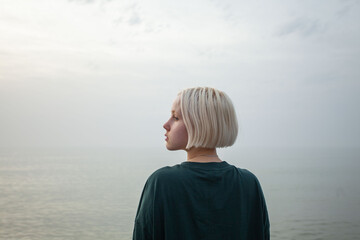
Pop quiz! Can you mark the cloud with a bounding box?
[277,17,326,37]
[68,0,95,4]
[336,0,360,18]
[128,12,141,25]
[336,5,351,18]
[68,0,112,4]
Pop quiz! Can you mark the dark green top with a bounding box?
[133,161,270,240]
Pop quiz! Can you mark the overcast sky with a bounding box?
[0,0,359,150]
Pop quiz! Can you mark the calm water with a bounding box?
[0,147,359,240]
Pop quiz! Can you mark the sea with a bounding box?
[0,147,359,240]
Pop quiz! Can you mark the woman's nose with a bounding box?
[163,120,170,131]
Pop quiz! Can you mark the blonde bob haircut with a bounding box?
[178,87,238,150]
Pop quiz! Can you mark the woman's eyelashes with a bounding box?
[172,115,179,121]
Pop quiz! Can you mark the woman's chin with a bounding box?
[165,143,179,151]
[166,146,176,151]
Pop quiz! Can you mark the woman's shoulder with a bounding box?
[232,166,262,185]
[237,167,256,178]
[147,164,183,182]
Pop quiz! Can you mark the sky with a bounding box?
[0,0,359,150]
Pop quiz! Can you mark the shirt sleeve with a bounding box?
[256,177,270,240]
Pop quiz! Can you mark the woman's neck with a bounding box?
[186,147,222,163]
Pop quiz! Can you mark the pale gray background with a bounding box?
[1,0,359,150]
[1,2,360,239]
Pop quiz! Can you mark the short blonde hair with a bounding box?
[178,87,238,149]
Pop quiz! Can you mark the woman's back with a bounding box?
[133,161,269,240]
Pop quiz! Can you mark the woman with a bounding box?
[133,87,270,240]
